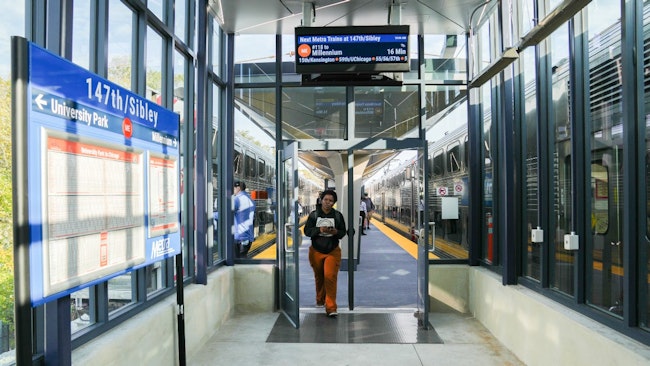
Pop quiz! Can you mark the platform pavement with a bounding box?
[299,220,418,309]
[189,221,524,365]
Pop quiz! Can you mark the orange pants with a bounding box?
[308,245,341,314]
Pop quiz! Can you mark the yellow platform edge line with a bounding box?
[253,221,440,260]
[371,221,438,260]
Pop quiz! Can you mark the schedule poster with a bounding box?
[15,39,181,306]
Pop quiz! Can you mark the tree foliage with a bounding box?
[0,76,15,332]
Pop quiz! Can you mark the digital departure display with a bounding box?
[295,25,410,74]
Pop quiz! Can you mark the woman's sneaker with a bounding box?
[327,312,338,318]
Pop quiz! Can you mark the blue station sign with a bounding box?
[23,41,181,306]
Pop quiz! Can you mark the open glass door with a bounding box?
[278,142,300,327]
[416,146,430,329]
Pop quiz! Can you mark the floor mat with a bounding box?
[266,312,443,344]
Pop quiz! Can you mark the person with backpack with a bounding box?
[303,189,347,317]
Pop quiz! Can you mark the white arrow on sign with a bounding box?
[35,94,47,110]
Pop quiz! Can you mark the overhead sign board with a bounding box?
[13,38,181,306]
[294,25,410,74]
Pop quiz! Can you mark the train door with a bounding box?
[278,142,300,327]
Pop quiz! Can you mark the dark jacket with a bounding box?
[303,209,347,254]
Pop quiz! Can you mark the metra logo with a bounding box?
[151,237,175,258]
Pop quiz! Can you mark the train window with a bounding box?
[267,165,274,183]
[234,148,242,175]
[258,159,266,179]
[591,163,609,234]
[245,152,256,179]
[433,151,444,177]
[447,142,461,174]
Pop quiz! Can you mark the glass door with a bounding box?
[278,142,300,327]
[416,146,430,328]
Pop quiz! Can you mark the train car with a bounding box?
[366,121,469,260]
[232,133,275,238]
[368,7,638,312]
[536,14,630,313]
[217,135,324,257]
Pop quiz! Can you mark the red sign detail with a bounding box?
[122,117,133,139]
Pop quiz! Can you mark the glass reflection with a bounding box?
[481,84,494,264]
[70,288,93,333]
[233,88,277,260]
[550,25,574,295]
[354,86,419,139]
[586,0,623,316]
[107,0,133,88]
[146,27,163,103]
[71,1,90,69]
[521,46,540,281]
[283,157,296,298]
[234,34,277,83]
[282,87,347,139]
[423,85,467,128]
[423,34,467,82]
[108,274,134,315]
[643,0,650,332]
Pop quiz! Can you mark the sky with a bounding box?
[0,2,25,79]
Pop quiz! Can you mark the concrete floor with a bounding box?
[188,310,524,366]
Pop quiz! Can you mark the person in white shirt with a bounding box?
[359,199,367,235]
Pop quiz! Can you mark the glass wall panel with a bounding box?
[211,87,221,264]
[145,262,165,295]
[107,0,133,88]
[281,34,301,83]
[548,0,564,17]
[423,85,467,130]
[71,1,90,69]
[479,21,492,75]
[108,273,134,315]
[70,288,92,332]
[550,25,574,295]
[234,88,276,260]
[149,0,164,21]
[174,49,190,272]
[175,0,187,45]
[470,5,498,79]
[481,83,495,264]
[146,27,164,102]
[281,87,347,140]
[234,35,276,83]
[147,40,168,290]
[521,47,541,281]
[585,0,623,317]
[426,98,469,258]
[643,0,650,332]
[403,35,419,80]
[423,34,467,82]
[519,0,536,35]
[211,18,222,76]
[354,86,419,139]
[101,0,138,315]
